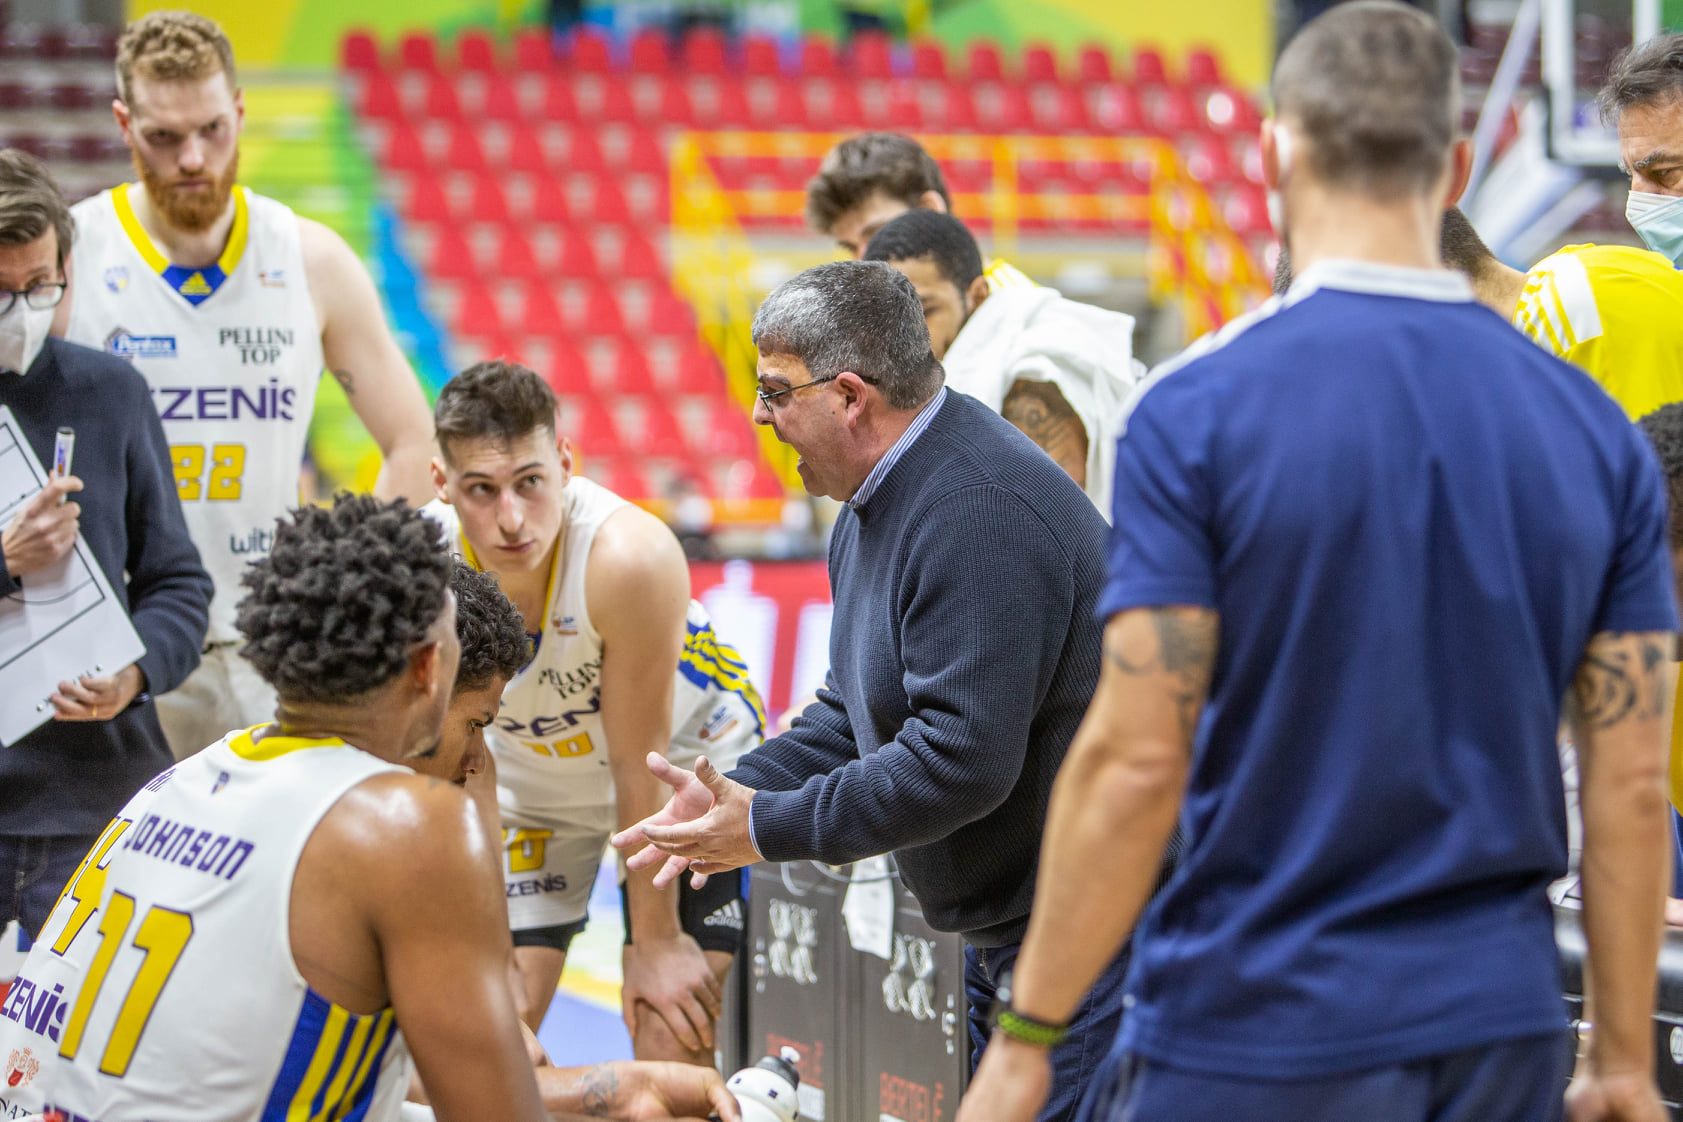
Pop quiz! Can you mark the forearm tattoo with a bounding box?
[1104,609,1219,740]
[1570,632,1669,730]
[1001,379,1088,486]
[579,1063,619,1117]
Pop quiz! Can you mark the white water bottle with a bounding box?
[726,1046,802,1122]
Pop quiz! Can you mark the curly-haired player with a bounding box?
[0,494,552,1122]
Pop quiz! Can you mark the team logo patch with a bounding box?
[259,268,287,288]
[703,900,744,930]
[178,271,213,297]
[553,615,579,636]
[211,770,231,795]
[103,265,128,293]
[6,1047,39,1088]
[105,328,177,360]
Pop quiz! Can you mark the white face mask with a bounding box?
[1626,190,1683,267]
[0,298,52,376]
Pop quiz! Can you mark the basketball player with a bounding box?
[59,11,436,761]
[0,495,551,1122]
[424,361,764,1066]
[416,560,740,1120]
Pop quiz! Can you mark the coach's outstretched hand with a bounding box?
[1566,1069,1669,1122]
[955,1036,1051,1122]
[611,754,760,889]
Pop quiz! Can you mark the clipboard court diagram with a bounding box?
[0,407,145,746]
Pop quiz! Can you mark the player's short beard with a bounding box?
[133,145,239,235]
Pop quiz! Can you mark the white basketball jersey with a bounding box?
[0,729,413,1122]
[66,184,324,643]
[423,479,764,826]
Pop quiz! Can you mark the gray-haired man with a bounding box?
[613,260,1131,1122]
[1603,31,1683,264]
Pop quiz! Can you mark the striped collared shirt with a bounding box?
[847,387,948,509]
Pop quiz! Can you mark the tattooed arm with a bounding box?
[538,1060,738,1121]
[1001,379,1089,489]
[1564,630,1672,1118]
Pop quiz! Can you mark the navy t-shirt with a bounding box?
[1101,260,1678,1078]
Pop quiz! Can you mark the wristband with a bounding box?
[992,1007,1069,1048]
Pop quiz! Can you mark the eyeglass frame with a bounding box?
[754,370,879,408]
[0,282,67,317]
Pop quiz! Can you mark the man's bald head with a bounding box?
[1272,1,1461,199]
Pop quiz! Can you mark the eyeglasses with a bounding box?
[756,375,839,407]
[755,372,877,408]
[0,283,66,317]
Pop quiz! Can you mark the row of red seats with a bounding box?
[0,21,116,59]
[443,280,697,342]
[0,80,115,111]
[409,210,674,279]
[0,131,126,165]
[359,70,1260,139]
[582,455,784,503]
[458,335,725,395]
[551,395,760,462]
[345,26,1222,91]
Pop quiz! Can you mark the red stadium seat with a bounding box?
[453,288,504,336]
[799,38,838,79]
[744,35,782,77]
[1023,42,1060,84]
[828,83,866,129]
[1221,185,1271,237]
[514,28,554,73]
[1147,87,1200,135]
[630,29,669,74]
[570,28,614,73]
[456,30,498,72]
[976,85,1031,132]
[485,77,524,123]
[1132,46,1169,86]
[541,75,580,121]
[610,345,659,395]
[600,78,638,124]
[444,127,488,173]
[556,231,601,277]
[1077,44,1113,86]
[518,282,566,335]
[546,341,593,396]
[674,345,724,392]
[422,74,462,120]
[657,80,695,127]
[624,130,667,175]
[582,285,628,335]
[968,41,1006,83]
[1182,136,1236,185]
[1088,83,1145,133]
[341,31,381,73]
[530,177,572,223]
[850,31,894,79]
[358,73,402,120]
[398,32,439,73]
[714,81,752,126]
[1030,85,1087,133]
[587,182,632,226]
[694,400,757,459]
[571,398,625,458]
[1186,47,1222,87]
[404,177,452,222]
[565,131,606,175]
[381,124,429,172]
[620,232,665,279]
[602,459,653,499]
[882,83,924,131]
[493,226,541,279]
[649,289,696,337]
[641,402,688,448]
[1201,86,1261,134]
[428,229,481,280]
[911,39,947,81]
[941,86,979,132]
[683,28,729,75]
[467,180,514,225]
[721,460,785,500]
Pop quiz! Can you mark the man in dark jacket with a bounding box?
[0,148,211,942]
[614,260,1125,1122]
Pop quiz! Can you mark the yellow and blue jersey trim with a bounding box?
[227,727,347,762]
[261,987,396,1122]
[679,620,767,737]
[113,181,248,307]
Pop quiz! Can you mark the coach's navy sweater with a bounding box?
[731,391,1109,945]
[0,337,211,836]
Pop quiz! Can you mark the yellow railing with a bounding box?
[670,131,1269,492]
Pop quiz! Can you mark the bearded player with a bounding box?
[423,361,764,1067]
[58,11,435,760]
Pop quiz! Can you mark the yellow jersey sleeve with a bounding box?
[1515,243,1683,420]
[983,258,1037,293]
